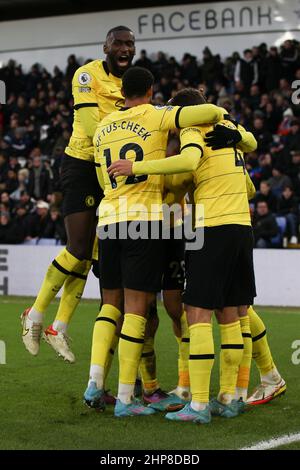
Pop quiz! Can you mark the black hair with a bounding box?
[169,88,206,107]
[106,26,133,39]
[122,66,154,99]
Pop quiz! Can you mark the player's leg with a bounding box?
[85,288,123,409]
[215,310,252,404]
[43,156,102,361]
[213,306,245,416]
[84,232,123,409]
[212,225,256,415]
[115,288,157,417]
[163,290,190,401]
[43,210,97,362]
[162,233,190,401]
[143,296,186,411]
[166,304,213,424]
[21,245,84,356]
[236,306,252,402]
[140,301,160,397]
[166,230,216,423]
[115,221,163,417]
[247,305,286,405]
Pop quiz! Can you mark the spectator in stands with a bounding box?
[10,168,29,201]
[277,185,299,244]
[181,53,199,86]
[287,150,300,196]
[268,165,292,196]
[285,119,300,152]
[280,40,299,81]
[258,153,273,181]
[277,107,295,137]
[46,206,67,244]
[248,84,261,110]
[19,190,35,213]
[153,51,168,79]
[65,54,80,80]
[252,116,273,153]
[234,49,259,94]
[4,169,18,194]
[263,101,282,134]
[261,46,282,92]
[4,127,32,157]
[0,191,14,214]
[201,47,223,87]
[253,201,279,248]
[0,153,8,191]
[254,180,278,213]
[26,200,51,240]
[0,211,25,244]
[27,155,52,201]
[134,49,153,71]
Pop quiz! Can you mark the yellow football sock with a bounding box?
[119,314,146,385]
[32,248,81,314]
[189,323,214,403]
[91,304,122,368]
[236,315,252,390]
[219,321,244,403]
[140,336,159,394]
[176,312,190,388]
[54,259,91,325]
[104,333,119,382]
[248,306,276,376]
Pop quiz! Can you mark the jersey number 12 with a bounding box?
[104,143,148,189]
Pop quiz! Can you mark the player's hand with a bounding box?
[107,160,133,177]
[204,124,241,150]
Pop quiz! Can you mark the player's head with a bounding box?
[104,26,136,77]
[122,66,154,101]
[169,88,207,107]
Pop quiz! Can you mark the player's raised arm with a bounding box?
[72,68,100,138]
[157,103,225,132]
[175,103,224,129]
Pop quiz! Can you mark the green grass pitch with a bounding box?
[0,297,299,450]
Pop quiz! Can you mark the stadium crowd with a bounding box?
[1,39,300,247]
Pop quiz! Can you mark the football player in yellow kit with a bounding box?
[20,27,135,370]
[83,66,226,416]
[109,86,258,424]
[111,87,285,420]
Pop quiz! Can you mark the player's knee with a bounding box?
[67,242,91,261]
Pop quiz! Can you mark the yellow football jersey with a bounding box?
[180,122,252,228]
[65,60,124,162]
[94,104,181,226]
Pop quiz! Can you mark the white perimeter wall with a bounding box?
[0,1,300,71]
[0,245,299,306]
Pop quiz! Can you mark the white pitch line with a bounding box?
[241,432,300,450]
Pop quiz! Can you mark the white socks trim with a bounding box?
[88,364,105,390]
[28,307,43,324]
[117,383,135,405]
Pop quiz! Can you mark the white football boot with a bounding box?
[21,308,43,356]
[43,324,75,363]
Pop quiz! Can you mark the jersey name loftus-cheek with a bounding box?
[98,121,152,142]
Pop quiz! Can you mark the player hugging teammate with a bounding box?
[85,66,286,421]
[20,25,286,423]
